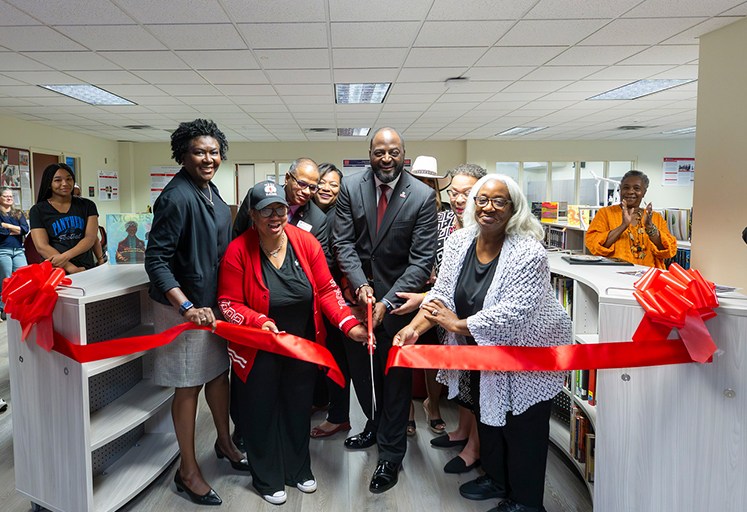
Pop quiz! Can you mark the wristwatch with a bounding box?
[381,298,394,312]
[179,300,194,316]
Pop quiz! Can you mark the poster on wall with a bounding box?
[0,146,32,210]
[150,166,181,204]
[98,170,119,201]
[18,150,32,210]
[342,158,411,178]
[662,158,695,186]
[106,213,153,264]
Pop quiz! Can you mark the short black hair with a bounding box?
[621,169,649,188]
[170,119,228,164]
[318,162,343,180]
[36,163,75,203]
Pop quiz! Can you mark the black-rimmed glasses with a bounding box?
[474,196,512,209]
[287,173,319,193]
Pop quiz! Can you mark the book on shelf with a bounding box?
[531,201,542,221]
[663,208,692,242]
[585,433,595,483]
[576,413,589,462]
[541,202,559,223]
[587,369,597,406]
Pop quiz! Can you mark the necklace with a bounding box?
[198,184,213,206]
[261,232,286,259]
[626,209,647,260]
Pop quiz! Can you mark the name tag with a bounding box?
[296,220,313,232]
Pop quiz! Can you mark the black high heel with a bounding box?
[214,442,251,471]
[174,471,222,506]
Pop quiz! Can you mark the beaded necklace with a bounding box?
[626,209,647,260]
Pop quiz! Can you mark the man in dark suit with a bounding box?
[333,127,437,493]
[233,158,329,254]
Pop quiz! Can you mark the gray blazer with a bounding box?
[332,169,437,337]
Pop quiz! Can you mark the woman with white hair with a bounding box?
[394,174,571,512]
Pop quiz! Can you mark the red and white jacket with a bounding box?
[218,224,359,382]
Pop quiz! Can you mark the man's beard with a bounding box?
[372,162,404,184]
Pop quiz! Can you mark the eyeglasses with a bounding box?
[447,190,470,200]
[287,173,319,193]
[474,196,512,209]
[258,205,288,218]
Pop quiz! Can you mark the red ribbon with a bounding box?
[4,263,344,387]
[386,263,719,374]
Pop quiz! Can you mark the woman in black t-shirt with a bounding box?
[29,163,99,274]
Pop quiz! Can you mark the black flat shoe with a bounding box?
[369,460,401,494]
[214,442,251,471]
[344,430,376,450]
[430,433,468,448]
[459,474,506,501]
[174,471,222,506]
[444,455,481,474]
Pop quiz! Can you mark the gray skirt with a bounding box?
[152,300,229,387]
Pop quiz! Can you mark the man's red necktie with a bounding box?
[376,184,389,232]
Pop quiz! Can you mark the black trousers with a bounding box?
[322,321,351,423]
[346,325,412,463]
[477,398,553,508]
[233,351,316,494]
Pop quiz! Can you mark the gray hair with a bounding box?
[621,169,649,188]
[462,174,544,241]
[449,163,486,180]
[288,157,318,175]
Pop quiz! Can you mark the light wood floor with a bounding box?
[0,323,592,512]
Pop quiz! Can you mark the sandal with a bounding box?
[423,398,446,434]
[406,420,417,436]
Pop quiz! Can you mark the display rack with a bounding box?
[8,265,178,512]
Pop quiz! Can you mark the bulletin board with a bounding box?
[0,145,33,211]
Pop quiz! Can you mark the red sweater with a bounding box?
[217,224,359,382]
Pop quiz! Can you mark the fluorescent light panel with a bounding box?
[337,128,370,136]
[335,83,390,104]
[588,79,695,100]
[496,126,547,136]
[661,126,696,135]
[39,84,135,105]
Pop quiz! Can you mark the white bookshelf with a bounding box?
[548,253,747,511]
[7,265,178,512]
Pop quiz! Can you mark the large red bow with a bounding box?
[632,263,718,362]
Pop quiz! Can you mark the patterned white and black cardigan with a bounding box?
[424,226,572,427]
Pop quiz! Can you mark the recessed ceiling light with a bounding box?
[588,79,696,100]
[337,128,370,136]
[335,83,390,104]
[496,126,547,136]
[39,84,136,105]
[661,126,696,135]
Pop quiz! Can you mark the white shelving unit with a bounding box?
[547,253,747,511]
[8,265,178,512]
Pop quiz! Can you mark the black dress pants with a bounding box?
[321,321,351,424]
[233,351,316,494]
[477,398,553,508]
[346,325,412,463]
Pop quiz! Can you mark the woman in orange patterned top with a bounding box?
[585,170,677,268]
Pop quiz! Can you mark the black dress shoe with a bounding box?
[344,430,376,450]
[174,471,222,506]
[443,455,481,474]
[369,460,401,494]
[459,474,506,501]
[214,442,251,471]
[430,433,469,448]
[487,499,546,512]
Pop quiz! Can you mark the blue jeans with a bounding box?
[0,247,28,310]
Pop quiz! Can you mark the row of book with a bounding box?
[551,275,573,316]
[570,405,595,484]
[532,202,601,230]
[668,247,691,270]
[661,208,692,242]
[571,369,597,406]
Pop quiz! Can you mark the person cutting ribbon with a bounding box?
[393,174,572,512]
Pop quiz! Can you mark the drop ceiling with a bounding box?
[0,0,744,143]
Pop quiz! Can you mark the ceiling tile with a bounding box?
[256,49,330,69]
[146,24,246,51]
[525,0,642,19]
[238,23,328,49]
[405,47,486,67]
[502,80,573,93]
[268,69,331,84]
[391,83,449,94]
[476,47,566,66]
[414,20,514,47]
[329,0,431,21]
[548,46,649,65]
[3,70,79,85]
[333,68,398,83]
[0,27,86,52]
[213,84,277,96]
[203,70,269,85]
[521,66,604,81]
[66,70,146,85]
[333,48,407,68]
[177,50,260,70]
[133,70,210,85]
[586,65,675,80]
[222,0,326,22]
[6,0,134,24]
[498,19,608,46]
[623,0,744,17]
[661,17,744,45]
[397,67,469,82]
[99,51,188,70]
[580,18,707,46]
[115,0,230,23]
[428,0,539,20]
[274,84,332,96]
[467,67,535,80]
[386,93,442,103]
[61,25,166,51]
[331,22,419,47]
[619,45,699,65]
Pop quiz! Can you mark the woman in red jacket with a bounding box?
[218,180,368,506]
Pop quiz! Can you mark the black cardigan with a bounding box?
[145,169,231,308]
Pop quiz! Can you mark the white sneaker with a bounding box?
[296,479,317,493]
[0,398,7,412]
[263,490,287,505]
